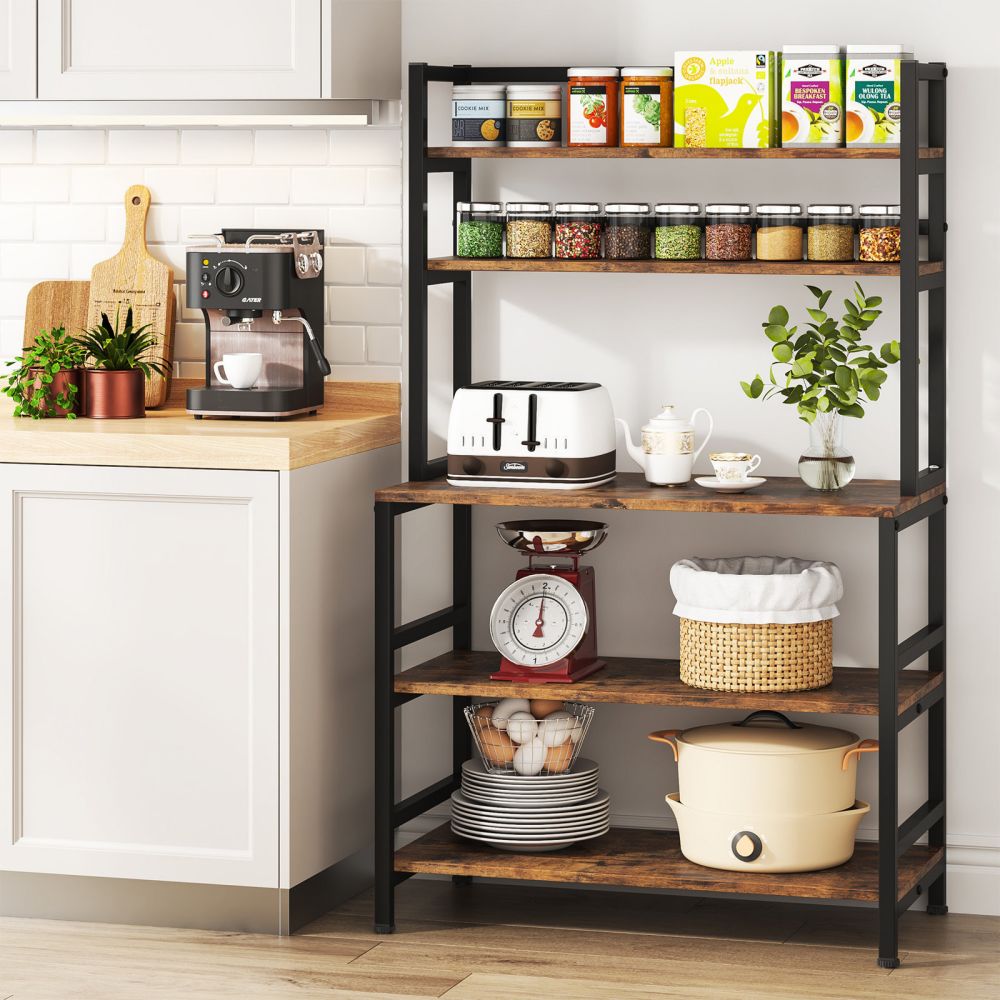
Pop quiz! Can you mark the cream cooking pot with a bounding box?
[648,710,878,817]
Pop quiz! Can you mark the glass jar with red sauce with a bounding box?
[567,67,620,147]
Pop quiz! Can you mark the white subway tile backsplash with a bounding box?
[253,205,330,230]
[145,167,216,204]
[180,130,253,165]
[325,246,366,286]
[329,129,401,167]
[216,167,290,204]
[326,324,366,364]
[329,206,401,246]
[106,204,179,244]
[0,318,24,355]
[329,363,401,383]
[366,247,402,285]
[0,132,32,164]
[70,166,145,203]
[0,205,33,240]
[1,166,70,202]
[69,243,118,279]
[291,167,365,205]
[36,130,106,165]
[108,130,179,165]
[36,204,106,242]
[255,130,330,165]
[366,167,402,205]
[328,286,401,325]
[0,280,35,317]
[179,205,255,239]
[173,322,206,361]
[366,325,402,364]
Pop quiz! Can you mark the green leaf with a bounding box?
[790,357,814,377]
[861,310,881,321]
[772,342,793,363]
[751,376,764,398]
[816,394,831,412]
[843,298,859,316]
[862,383,881,401]
[765,324,789,342]
[805,285,824,299]
[818,290,832,310]
[798,403,818,423]
[880,340,901,363]
[841,402,865,418]
[806,308,827,323]
[834,365,853,390]
[865,296,883,308]
[768,305,789,326]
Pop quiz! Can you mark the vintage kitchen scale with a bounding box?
[488,520,608,683]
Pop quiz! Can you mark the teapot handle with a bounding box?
[689,408,714,466]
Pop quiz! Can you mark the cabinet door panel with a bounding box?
[0,0,36,99]
[0,465,279,887]
[38,0,320,99]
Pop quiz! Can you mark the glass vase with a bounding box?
[798,411,856,491]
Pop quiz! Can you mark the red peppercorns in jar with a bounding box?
[554,203,603,260]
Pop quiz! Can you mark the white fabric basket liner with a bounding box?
[671,556,843,625]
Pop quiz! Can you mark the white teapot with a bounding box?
[617,405,714,486]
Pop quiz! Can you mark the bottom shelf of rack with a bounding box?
[395,824,942,904]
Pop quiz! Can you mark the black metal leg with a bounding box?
[374,501,396,934]
[927,504,948,915]
[878,518,900,968]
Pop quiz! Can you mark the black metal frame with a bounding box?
[376,61,948,966]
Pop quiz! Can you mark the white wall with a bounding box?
[0,126,403,382]
[401,0,1000,915]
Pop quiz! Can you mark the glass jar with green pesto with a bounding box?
[456,202,504,258]
[653,203,702,260]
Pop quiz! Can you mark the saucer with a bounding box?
[695,476,767,494]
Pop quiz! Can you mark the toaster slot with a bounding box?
[486,392,505,451]
[521,393,540,452]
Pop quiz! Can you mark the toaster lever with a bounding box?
[486,392,505,451]
[521,393,540,452]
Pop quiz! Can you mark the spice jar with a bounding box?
[554,203,603,260]
[506,85,562,147]
[755,204,804,261]
[654,204,702,260]
[505,203,553,259]
[704,204,753,261]
[858,204,901,262]
[620,67,673,147]
[604,204,651,260]
[451,86,505,146]
[807,205,856,261]
[456,202,504,258]
[567,68,620,147]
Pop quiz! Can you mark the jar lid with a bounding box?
[604,203,650,214]
[654,203,700,214]
[505,202,552,213]
[783,44,841,55]
[621,66,674,77]
[846,44,911,55]
[452,86,505,97]
[506,84,562,95]
[555,203,601,214]
[457,201,502,213]
[567,67,620,78]
[756,204,803,216]
[680,717,859,755]
[705,204,752,215]
[808,204,854,215]
[859,204,901,215]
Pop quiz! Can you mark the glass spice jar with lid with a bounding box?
[456,202,504,258]
[807,205,856,262]
[755,204,804,261]
[704,204,753,261]
[505,202,553,258]
[654,204,702,259]
[858,204,901,262]
[554,203,603,259]
[604,204,651,260]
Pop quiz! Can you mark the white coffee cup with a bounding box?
[709,452,761,482]
[214,353,262,390]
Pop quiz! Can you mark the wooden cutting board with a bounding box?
[87,184,175,409]
[22,280,91,348]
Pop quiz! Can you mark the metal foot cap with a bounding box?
[374,923,396,935]
[877,957,901,969]
[927,904,949,915]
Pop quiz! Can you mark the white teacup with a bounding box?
[214,353,262,390]
[709,452,761,482]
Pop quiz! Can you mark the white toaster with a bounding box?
[446,381,617,489]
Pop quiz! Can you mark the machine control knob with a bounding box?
[462,457,484,476]
[215,264,244,296]
[545,459,566,478]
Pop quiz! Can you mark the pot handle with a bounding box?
[734,710,803,730]
[842,739,879,771]
[647,729,682,762]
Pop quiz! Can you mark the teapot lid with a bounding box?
[644,404,685,428]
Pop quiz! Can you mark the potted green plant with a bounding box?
[740,283,900,491]
[78,306,169,419]
[3,327,87,419]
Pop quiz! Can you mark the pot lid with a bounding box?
[680,712,858,754]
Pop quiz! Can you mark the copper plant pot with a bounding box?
[28,367,83,417]
[84,369,146,419]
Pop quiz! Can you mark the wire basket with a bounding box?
[465,700,595,775]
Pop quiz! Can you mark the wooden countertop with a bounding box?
[0,380,400,471]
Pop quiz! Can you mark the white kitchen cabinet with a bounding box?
[0,464,280,888]
[0,0,36,99]
[37,0,322,100]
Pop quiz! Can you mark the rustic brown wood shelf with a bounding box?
[376,474,944,519]
[428,145,945,161]
[395,824,944,905]
[394,651,942,718]
[427,257,945,277]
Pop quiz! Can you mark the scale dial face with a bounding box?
[489,573,588,669]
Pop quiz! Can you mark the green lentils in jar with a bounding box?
[654,203,702,260]
[456,201,504,258]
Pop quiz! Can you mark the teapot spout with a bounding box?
[616,418,645,470]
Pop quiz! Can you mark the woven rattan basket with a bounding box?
[679,618,833,692]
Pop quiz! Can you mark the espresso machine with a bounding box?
[185,229,330,419]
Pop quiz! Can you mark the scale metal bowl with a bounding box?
[495,519,609,555]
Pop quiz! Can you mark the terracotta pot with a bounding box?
[84,368,146,419]
[28,367,83,417]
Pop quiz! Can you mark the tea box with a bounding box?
[846,44,912,146]
[781,45,844,146]
[674,50,779,148]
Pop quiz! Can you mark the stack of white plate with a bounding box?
[452,758,610,851]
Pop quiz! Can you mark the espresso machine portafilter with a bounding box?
[185,229,330,419]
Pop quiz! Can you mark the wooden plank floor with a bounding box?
[0,879,996,999]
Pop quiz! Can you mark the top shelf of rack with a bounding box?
[427,146,945,161]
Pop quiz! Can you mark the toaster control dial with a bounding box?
[215,264,245,297]
[462,457,484,476]
[545,459,566,478]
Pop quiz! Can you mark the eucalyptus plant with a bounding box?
[78,305,169,380]
[3,326,87,419]
[740,283,900,423]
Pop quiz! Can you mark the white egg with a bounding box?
[490,697,531,731]
[569,722,584,744]
[505,711,538,745]
[539,710,575,747]
[513,737,547,775]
